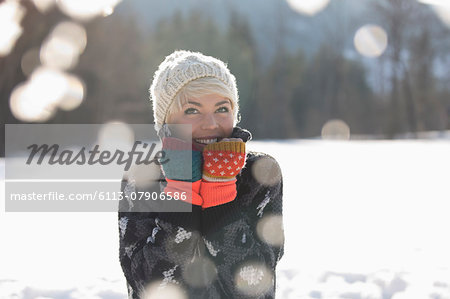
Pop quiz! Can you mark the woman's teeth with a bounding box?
[195,138,218,144]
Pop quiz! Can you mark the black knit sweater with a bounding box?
[118,127,285,299]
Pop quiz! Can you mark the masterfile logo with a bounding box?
[4,123,193,212]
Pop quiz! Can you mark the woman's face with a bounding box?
[166,94,234,148]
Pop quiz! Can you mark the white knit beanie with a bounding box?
[149,50,239,132]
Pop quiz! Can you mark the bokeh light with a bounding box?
[234,262,273,296]
[354,24,388,58]
[256,214,284,247]
[418,0,450,28]
[97,121,135,154]
[21,47,41,76]
[9,67,77,122]
[141,280,186,299]
[417,0,450,6]
[286,0,330,16]
[321,119,351,140]
[0,0,25,57]
[127,163,161,190]
[251,156,282,187]
[40,21,87,70]
[58,74,85,111]
[182,256,217,288]
[30,67,70,103]
[31,0,56,13]
[9,82,55,122]
[57,0,122,21]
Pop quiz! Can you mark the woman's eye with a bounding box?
[216,106,229,113]
[184,108,198,115]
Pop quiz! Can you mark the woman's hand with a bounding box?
[160,137,203,182]
[201,138,246,182]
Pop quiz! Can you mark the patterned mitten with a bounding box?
[200,141,247,208]
[160,137,203,206]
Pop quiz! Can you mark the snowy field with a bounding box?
[1,138,450,299]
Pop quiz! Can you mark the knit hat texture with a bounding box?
[149,50,239,131]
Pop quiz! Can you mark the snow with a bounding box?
[1,138,450,299]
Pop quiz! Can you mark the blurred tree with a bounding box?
[372,0,450,136]
[294,45,375,137]
[0,1,66,156]
[257,49,305,138]
[223,10,258,134]
[71,10,151,124]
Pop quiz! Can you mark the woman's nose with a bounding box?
[201,114,219,130]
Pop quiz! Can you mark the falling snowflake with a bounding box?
[239,265,264,286]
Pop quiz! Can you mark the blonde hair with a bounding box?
[166,77,239,124]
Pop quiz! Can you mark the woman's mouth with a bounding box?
[194,138,219,145]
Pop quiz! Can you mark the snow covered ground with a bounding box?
[1,138,450,299]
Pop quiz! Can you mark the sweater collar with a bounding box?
[231,126,252,143]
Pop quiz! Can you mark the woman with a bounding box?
[118,50,284,299]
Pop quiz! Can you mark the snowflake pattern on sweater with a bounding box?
[118,127,284,299]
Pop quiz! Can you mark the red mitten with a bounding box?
[200,140,246,208]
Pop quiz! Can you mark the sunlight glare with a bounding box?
[286,0,330,16]
[58,74,85,111]
[256,215,284,247]
[354,25,388,58]
[234,262,273,296]
[251,156,282,187]
[321,119,350,140]
[57,0,122,21]
[0,0,25,57]
[31,0,56,13]
[9,82,55,122]
[98,122,135,154]
[141,280,186,299]
[40,22,87,70]
[182,256,217,288]
[431,6,450,27]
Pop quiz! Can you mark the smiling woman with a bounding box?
[118,50,285,299]
[167,93,235,148]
